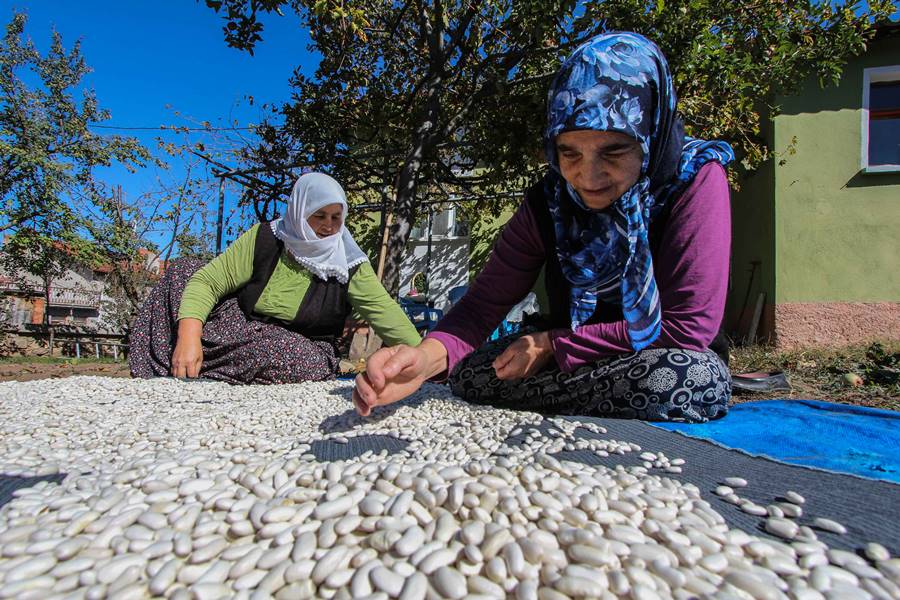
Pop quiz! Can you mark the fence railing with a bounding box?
[51,336,128,361]
[0,280,34,294]
[2,328,128,362]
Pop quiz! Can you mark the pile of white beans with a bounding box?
[0,376,897,600]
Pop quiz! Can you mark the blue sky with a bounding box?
[2,0,320,249]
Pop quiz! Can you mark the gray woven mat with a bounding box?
[553,417,900,556]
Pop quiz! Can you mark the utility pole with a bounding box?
[215,177,225,255]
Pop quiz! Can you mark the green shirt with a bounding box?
[178,224,421,347]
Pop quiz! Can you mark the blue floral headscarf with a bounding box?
[545,32,734,350]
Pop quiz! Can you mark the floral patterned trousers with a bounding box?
[448,331,730,423]
[129,259,338,385]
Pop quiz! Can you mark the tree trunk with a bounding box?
[381,166,421,297]
[380,75,443,295]
[380,128,436,295]
[42,281,51,329]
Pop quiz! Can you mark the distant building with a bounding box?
[400,205,471,312]
[0,247,165,335]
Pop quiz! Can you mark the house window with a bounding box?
[862,66,900,172]
[409,206,469,240]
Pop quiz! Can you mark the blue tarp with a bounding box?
[653,399,900,483]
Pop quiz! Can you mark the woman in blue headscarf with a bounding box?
[354,32,735,422]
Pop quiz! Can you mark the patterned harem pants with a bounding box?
[448,331,730,423]
[129,259,338,385]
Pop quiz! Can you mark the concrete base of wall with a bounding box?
[774,302,900,349]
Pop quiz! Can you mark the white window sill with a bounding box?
[409,235,470,242]
[863,164,900,174]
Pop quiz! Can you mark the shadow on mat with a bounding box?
[308,435,410,462]
[0,473,66,508]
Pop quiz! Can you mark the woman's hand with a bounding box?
[493,331,555,380]
[172,318,204,378]
[353,338,448,416]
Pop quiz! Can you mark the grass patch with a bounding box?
[730,340,900,411]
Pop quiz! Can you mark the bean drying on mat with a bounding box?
[0,376,897,599]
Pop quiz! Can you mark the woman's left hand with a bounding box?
[492,331,555,380]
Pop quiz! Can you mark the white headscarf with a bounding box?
[270,173,368,283]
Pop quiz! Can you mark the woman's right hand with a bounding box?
[172,318,204,378]
[353,338,448,416]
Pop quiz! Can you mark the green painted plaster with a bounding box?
[772,35,900,303]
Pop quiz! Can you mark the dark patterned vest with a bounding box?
[236,223,359,344]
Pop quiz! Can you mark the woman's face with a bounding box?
[556,130,643,210]
[306,203,344,238]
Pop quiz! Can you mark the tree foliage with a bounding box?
[206,0,893,295]
[207,0,586,293]
[0,12,155,322]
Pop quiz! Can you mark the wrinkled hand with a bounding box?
[171,320,204,379]
[171,337,203,378]
[353,339,446,416]
[353,345,429,416]
[492,331,554,380]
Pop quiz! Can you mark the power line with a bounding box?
[88,124,262,132]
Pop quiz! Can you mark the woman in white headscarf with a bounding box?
[129,173,421,385]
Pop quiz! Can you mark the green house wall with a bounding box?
[728,119,777,337]
[729,32,900,344]
[773,36,900,303]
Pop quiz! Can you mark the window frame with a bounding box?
[409,205,469,241]
[861,65,900,173]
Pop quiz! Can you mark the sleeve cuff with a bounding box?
[176,312,208,325]
[549,327,578,372]
[423,332,468,383]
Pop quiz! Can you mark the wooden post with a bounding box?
[424,207,433,299]
[75,340,81,359]
[113,345,119,362]
[744,292,766,346]
[376,211,394,281]
[95,342,100,359]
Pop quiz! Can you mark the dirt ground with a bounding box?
[0,358,359,383]
[0,360,130,382]
[729,340,899,412]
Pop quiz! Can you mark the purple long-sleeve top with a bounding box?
[427,162,731,376]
